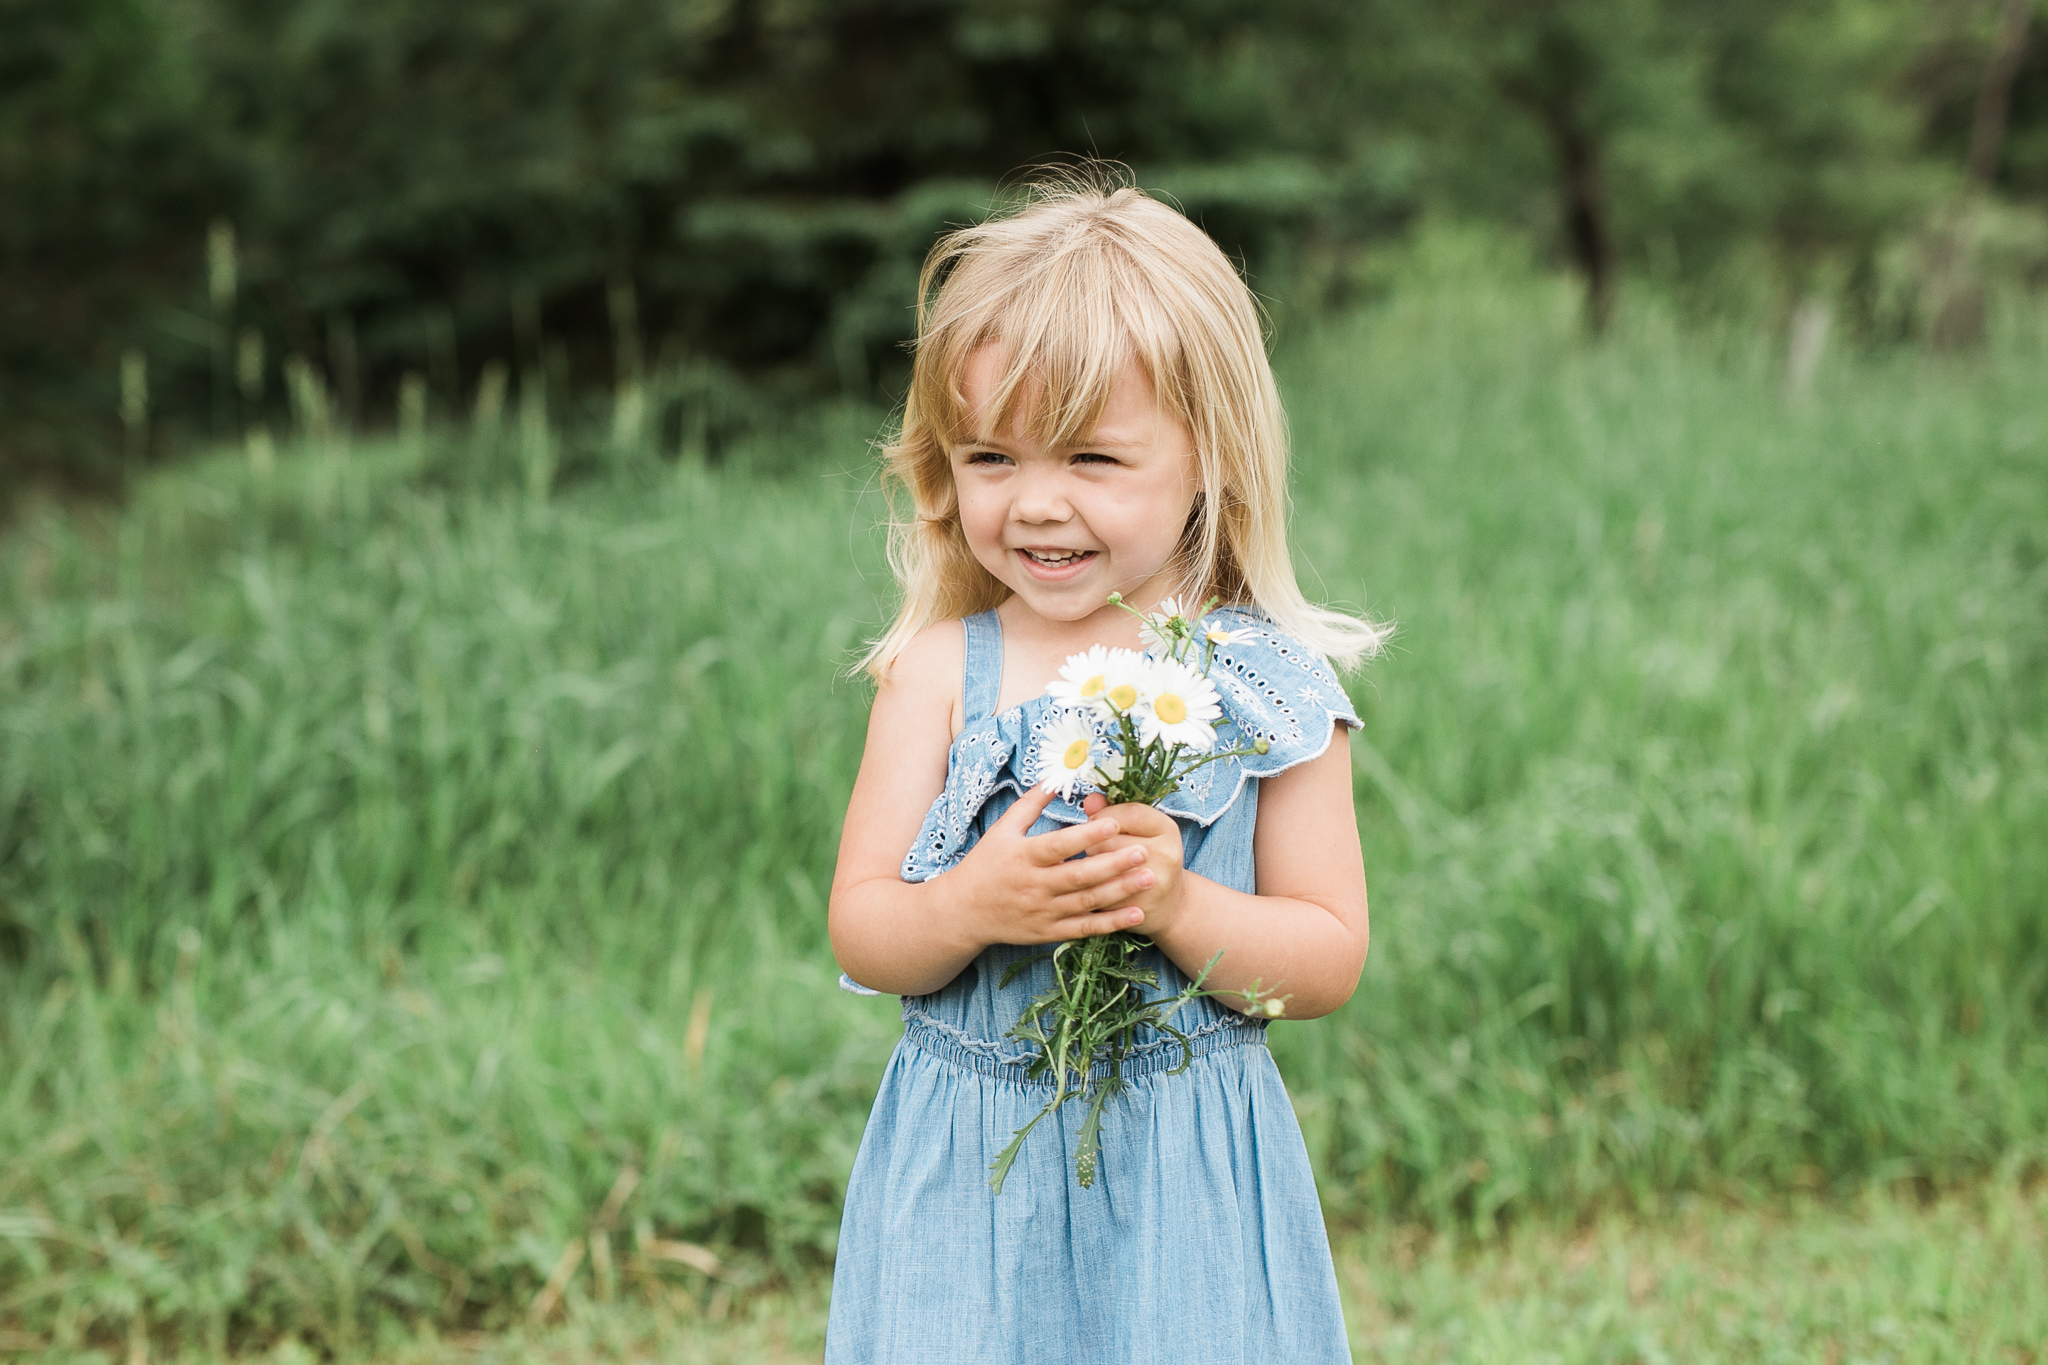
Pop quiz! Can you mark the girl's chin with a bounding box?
[982,552,1159,617]
[1005,582,1148,625]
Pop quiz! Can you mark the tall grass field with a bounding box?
[3,258,2044,1356]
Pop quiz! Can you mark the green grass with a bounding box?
[27,1181,2044,1363]
[3,254,2044,1355]
[1331,1179,2048,1364]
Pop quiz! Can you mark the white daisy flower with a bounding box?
[1036,711,1109,800]
[1045,645,1149,719]
[1092,748,1126,787]
[1137,595,1194,658]
[1135,655,1222,751]
[1045,644,1116,709]
[1203,622,1239,647]
[1044,646,1146,717]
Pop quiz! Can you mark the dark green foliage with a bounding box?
[1346,0,1956,329]
[0,0,1395,487]
[8,0,2048,490]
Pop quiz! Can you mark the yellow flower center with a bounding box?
[1105,683,1138,712]
[1080,674,1106,698]
[1062,738,1092,771]
[1155,693,1188,725]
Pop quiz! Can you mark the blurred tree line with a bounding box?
[3,0,2043,488]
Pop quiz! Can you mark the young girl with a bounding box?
[827,175,1381,1363]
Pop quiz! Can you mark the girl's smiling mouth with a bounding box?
[1017,547,1099,578]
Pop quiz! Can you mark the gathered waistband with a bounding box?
[899,1008,1267,1086]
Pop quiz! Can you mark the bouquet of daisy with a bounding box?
[989,594,1281,1194]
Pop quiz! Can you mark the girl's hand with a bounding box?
[1079,794,1186,937]
[952,784,1156,947]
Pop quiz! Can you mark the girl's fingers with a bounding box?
[998,782,1060,832]
[1051,846,1146,893]
[1092,801,1176,837]
[1050,907,1145,940]
[1053,870,1154,916]
[1027,814,1121,865]
[998,786,1119,863]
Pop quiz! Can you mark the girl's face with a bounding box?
[950,345,1199,625]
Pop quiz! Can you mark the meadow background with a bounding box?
[6,1,2048,1361]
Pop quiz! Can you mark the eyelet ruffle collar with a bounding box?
[900,609,1360,884]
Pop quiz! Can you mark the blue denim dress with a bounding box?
[827,608,1359,1363]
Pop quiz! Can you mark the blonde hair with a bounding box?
[860,167,1386,680]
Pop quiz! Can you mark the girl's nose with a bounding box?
[1011,467,1072,524]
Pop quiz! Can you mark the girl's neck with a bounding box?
[988,583,1200,715]
[994,589,1159,652]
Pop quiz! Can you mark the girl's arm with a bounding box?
[829,624,1161,997]
[1083,724,1368,1019]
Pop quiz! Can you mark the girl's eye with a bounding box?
[965,450,1012,466]
[1071,452,1118,466]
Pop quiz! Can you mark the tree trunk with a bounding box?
[1545,109,1618,335]
[1930,0,2035,348]
[1967,0,2035,189]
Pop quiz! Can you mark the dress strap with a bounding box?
[960,611,1003,721]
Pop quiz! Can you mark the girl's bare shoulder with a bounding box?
[874,618,967,739]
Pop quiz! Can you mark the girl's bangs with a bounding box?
[931,250,1179,454]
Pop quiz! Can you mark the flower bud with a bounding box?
[1263,997,1286,1018]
